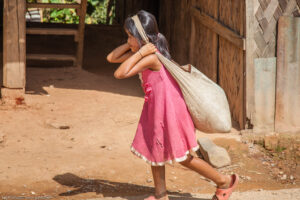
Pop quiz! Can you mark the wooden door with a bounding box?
[189,0,246,129]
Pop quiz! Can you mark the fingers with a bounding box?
[147,43,157,53]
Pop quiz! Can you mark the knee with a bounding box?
[179,154,194,166]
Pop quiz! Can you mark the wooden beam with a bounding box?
[27,54,76,62]
[26,28,78,36]
[190,6,246,50]
[3,0,26,89]
[26,3,81,9]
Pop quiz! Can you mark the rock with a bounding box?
[290,175,294,180]
[0,133,5,143]
[281,174,287,180]
[146,178,152,183]
[45,120,70,130]
[197,137,231,168]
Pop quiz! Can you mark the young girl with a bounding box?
[106,10,238,200]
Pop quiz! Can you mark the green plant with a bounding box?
[275,145,287,153]
[27,0,115,24]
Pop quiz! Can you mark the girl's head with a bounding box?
[123,10,171,59]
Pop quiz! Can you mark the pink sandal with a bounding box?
[212,174,239,200]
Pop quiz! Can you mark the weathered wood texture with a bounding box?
[159,0,246,129]
[218,0,246,129]
[3,0,26,88]
[115,0,160,26]
[189,0,218,82]
[275,16,300,134]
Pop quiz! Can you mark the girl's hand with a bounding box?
[139,43,157,57]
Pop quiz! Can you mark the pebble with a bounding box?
[31,191,35,195]
[279,171,284,175]
[281,174,287,180]
[146,178,152,183]
[290,175,294,180]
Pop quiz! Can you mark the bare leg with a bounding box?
[144,165,169,200]
[179,154,231,189]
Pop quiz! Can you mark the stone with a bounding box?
[0,133,5,143]
[197,137,231,168]
[146,178,152,183]
[281,174,287,180]
[45,120,70,130]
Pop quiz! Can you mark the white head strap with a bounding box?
[131,15,150,44]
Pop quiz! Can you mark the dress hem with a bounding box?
[130,145,200,166]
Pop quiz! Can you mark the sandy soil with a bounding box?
[0,24,299,200]
[0,66,299,200]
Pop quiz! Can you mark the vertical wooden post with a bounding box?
[245,0,255,129]
[3,0,26,89]
[75,0,87,69]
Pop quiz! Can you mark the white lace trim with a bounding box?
[130,145,200,166]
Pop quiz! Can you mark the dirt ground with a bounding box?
[0,24,299,200]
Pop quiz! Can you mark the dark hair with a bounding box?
[123,10,171,59]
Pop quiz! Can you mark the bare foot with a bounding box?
[217,175,232,189]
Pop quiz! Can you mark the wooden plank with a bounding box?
[253,58,276,133]
[75,0,87,68]
[26,28,78,36]
[26,3,81,9]
[27,54,76,62]
[190,6,246,50]
[3,0,26,88]
[189,0,218,82]
[246,0,256,129]
[275,16,300,133]
[218,0,245,129]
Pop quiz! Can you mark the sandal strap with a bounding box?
[212,194,219,200]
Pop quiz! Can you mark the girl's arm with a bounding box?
[114,43,157,79]
[106,43,134,63]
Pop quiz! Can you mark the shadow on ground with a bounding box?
[53,173,210,200]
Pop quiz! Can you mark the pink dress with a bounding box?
[130,60,199,166]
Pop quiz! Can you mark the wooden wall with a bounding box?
[115,0,160,25]
[159,0,246,129]
[245,0,300,130]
